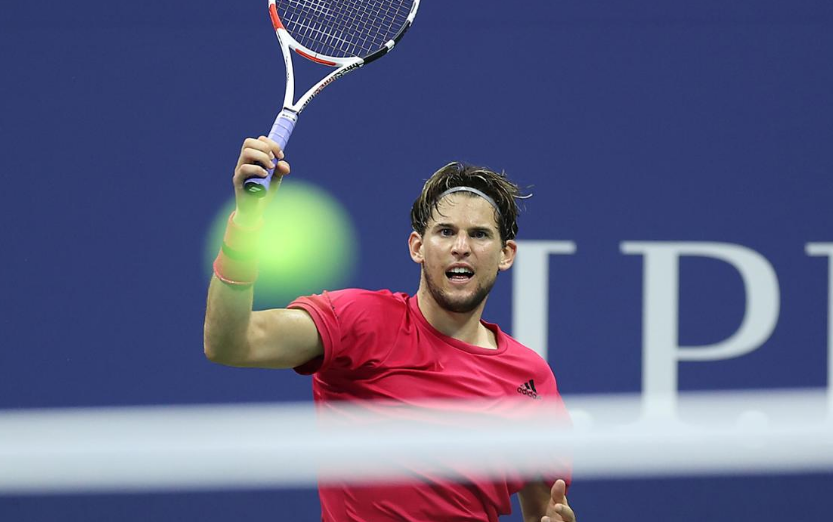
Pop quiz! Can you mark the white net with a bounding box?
[1,389,831,493]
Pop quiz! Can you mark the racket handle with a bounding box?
[244,109,298,197]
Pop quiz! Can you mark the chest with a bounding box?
[318,325,544,403]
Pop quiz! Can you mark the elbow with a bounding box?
[203,341,221,363]
[203,339,226,364]
[203,325,219,362]
[203,340,245,366]
[203,327,244,366]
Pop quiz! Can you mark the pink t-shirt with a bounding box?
[289,289,570,522]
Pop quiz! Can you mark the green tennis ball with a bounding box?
[206,180,358,307]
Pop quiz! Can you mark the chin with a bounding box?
[422,266,497,314]
[441,296,484,314]
[434,283,492,314]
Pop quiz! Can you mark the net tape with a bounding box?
[1,390,832,493]
[277,0,414,59]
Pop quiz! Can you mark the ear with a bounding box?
[498,239,517,271]
[408,231,424,264]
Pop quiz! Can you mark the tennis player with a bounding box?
[204,137,577,522]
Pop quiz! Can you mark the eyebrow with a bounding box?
[432,223,497,234]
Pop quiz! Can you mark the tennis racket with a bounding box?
[244,0,421,196]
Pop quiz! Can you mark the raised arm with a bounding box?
[203,137,323,369]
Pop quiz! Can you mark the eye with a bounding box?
[439,228,454,237]
[471,230,489,239]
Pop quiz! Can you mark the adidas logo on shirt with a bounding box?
[516,379,540,399]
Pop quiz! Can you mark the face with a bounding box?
[409,193,517,314]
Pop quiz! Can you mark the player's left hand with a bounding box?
[541,479,576,522]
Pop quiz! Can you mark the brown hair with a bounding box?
[410,162,530,242]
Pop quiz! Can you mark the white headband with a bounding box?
[437,186,501,217]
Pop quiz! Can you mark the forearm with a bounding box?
[203,208,263,365]
[204,136,294,366]
[519,480,550,522]
[203,275,256,365]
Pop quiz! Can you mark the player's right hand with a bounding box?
[232,136,291,223]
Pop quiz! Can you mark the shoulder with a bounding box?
[494,327,549,366]
[498,329,563,390]
[288,289,412,374]
[325,288,409,313]
[290,288,409,322]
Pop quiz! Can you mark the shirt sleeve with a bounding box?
[288,289,379,375]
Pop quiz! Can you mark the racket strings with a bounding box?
[277,0,413,59]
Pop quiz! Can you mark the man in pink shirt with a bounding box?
[204,136,576,522]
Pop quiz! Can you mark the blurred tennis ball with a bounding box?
[206,180,358,306]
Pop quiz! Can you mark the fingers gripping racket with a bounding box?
[244,0,421,196]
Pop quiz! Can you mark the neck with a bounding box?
[415,285,497,349]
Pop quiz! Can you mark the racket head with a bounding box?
[269,0,420,66]
[246,1,420,197]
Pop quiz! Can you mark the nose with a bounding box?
[451,234,471,257]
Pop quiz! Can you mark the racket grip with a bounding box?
[244,109,298,196]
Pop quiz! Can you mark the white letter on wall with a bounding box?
[621,242,780,417]
[512,241,577,361]
[806,243,833,417]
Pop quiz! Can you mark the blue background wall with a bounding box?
[2,1,832,520]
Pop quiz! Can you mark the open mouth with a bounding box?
[446,267,474,282]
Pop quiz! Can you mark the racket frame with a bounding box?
[244,0,420,195]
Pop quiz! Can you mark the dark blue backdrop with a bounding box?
[2,1,833,520]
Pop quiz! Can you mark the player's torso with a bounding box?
[312,295,551,405]
[307,292,561,522]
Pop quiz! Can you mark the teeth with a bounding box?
[448,267,473,275]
